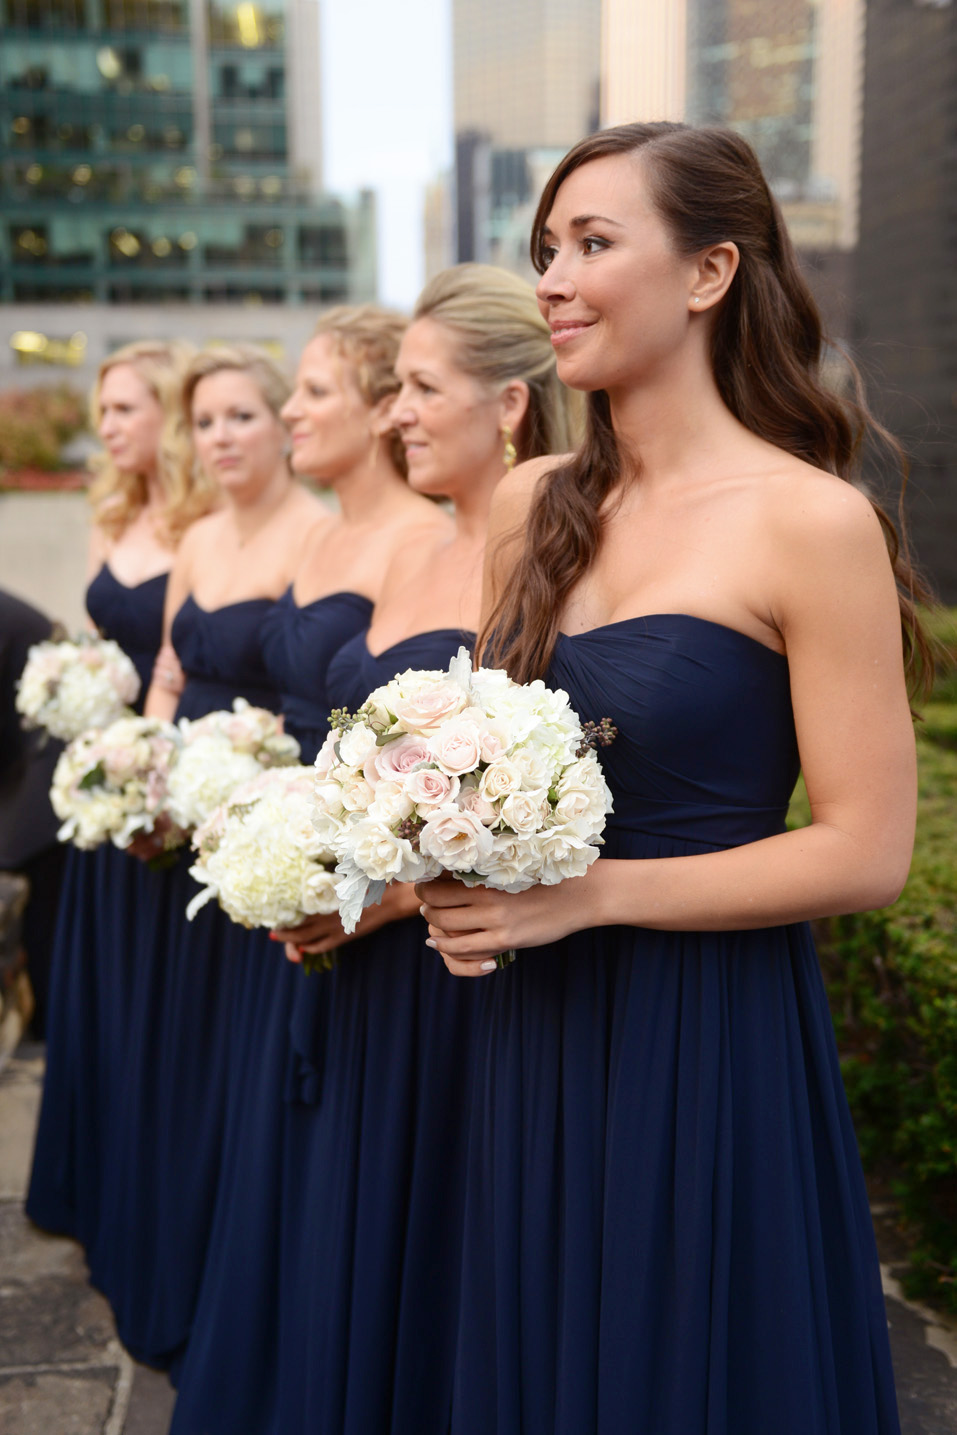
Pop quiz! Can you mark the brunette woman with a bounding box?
[420,125,924,1435]
[261,266,577,1435]
[168,305,451,1434]
[27,340,213,1257]
[92,344,326,1370]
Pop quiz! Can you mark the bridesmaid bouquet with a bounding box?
[185,765,340,931]
[16,633,140,741]
[167,698,301,832]
[50,714,185,851]
[312,648,614,934]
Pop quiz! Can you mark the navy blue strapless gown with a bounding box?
[27,567,167,1248]
[92,594,280,1370]
[168,589,374,1432]
[449,616,900,1435]
[272,627,482,1435]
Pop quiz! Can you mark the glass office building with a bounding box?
[0,0,375,309]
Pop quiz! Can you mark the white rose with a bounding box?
[429,720,483,777]
[404,767,460,812]
[479,759,522,803]
[303,868,341,916]
[312,808,347,846]
[367,779,415,826]
[337,721,380,769]
[532,826,601,884]
[500,788,549,835]
[313,730,339,779]
[481,832,538,892]
[418,805,494,872]
[392,679,469,733]
[350,820,428,883]
[313,779,346,818]
[511,746,551,792]
[340,774,375,813]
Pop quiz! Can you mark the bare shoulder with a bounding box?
[751,459,898,636]
[760,460,887,562]
[490,452,574,534]
[179,507,223,556]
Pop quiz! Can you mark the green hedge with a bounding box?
[789,608,957,1310]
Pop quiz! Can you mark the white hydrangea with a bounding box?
[17,634,141,741]
[312,647,615,934]
[168,699,300,831]
[186,766,339,929]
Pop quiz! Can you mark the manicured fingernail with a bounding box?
[480,961,497,972]
[425,938,437,949]
[419,905,427,917]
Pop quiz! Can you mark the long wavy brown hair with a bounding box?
[480,123,933,697]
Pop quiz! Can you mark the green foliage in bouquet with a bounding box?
[788,607,957,1311]
[0,385,88,473]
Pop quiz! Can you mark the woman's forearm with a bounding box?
[585,820,914,934]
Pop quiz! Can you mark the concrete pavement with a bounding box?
[3,1039,957,1434]
[0,1046,174,1435]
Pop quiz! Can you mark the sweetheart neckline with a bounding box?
[282,586,375,614]
[181,593,275,616]
[363,628,476,662]
[556,612,786,660]
[97,564,169,592]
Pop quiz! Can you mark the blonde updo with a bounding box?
[413,263,581,462]
[88,340,216,548]
[312,304,409,474]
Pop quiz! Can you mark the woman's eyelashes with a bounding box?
[539,234,609,268]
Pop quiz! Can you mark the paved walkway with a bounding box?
[2,1039,957,1433]
[0,1046,174,1435]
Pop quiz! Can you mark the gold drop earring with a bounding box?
[502,424,517,472]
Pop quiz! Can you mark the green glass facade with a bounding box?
[0,0,375,305]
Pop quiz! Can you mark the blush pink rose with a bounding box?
[374,734,433,781]
[428,720,483,777]
[392,680,469,733]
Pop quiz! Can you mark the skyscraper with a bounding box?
[854,0,957,601]
[452,0,601,272]
[0,0,376,383]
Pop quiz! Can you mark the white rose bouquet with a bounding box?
[50,714,184,851]
[17,633,141,741]
[185,766,340,954]
[312,648,615,956]
[167,698,301,833]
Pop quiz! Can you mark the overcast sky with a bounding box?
[320,0,453,309]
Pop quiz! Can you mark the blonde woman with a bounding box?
[269,266,577,1435]
[91,345,327,1371]
[184,268,573,1435]
[28,340,213,1264]
[169,304,452,1435]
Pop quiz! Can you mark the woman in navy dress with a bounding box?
[28,339,214,1255]
[420,125,927,1434]
[92,344,326,1370]
[168,305,454,1432]
[261,266,579,1435]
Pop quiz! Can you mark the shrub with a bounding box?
[0,386,88,473]
[790,607,957,1310]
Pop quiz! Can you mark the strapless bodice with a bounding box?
[259,589,374,762]
[171,595,278,722]
[547,614,798,848]
[327,627,476,713]
[86,565,167,710]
